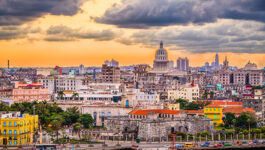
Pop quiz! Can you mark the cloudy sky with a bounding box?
[0,0,264,68]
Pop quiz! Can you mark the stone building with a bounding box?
[153,41,169,73]
[104,109,213,141]
[101,64,120,83]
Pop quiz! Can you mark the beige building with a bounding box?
[168,83,200,102]
[101,64,120,83]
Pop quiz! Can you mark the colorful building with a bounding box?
[12,82,50,103]
[204,105,223,125]
[0,112,38,146]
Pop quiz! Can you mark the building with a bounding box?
[215,53,219,69]
[204,105,223,125]
[79,64,85,75]
[244,61,258,70]
[0,112,38,146]
[222,56,229,70]
[177,57,189,71]
[153,41,169,73]
[104,109,213,140]
[169,61,174,69]
[168,83,200,102]
[101,64,120,83]
[104,59,119,67]
[12,82,50,103]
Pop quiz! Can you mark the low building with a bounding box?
[204,105,223,125]
[0,112,38,146]
[12,82,50,103]
[168,83,200,102]
[104,109,213,141]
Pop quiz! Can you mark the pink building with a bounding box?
[12,82,50,103]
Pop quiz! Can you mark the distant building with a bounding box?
[101,64,120,83]
[0,112,38,146]
[12,82,50,103]
[168,83,200,102]
[79,64,85,75]
[244,61,258,70]
[169,61,174,69]
[153,41,169,73]
[105,59,119,67]
[176,57,189,71]
[223,56,229,70]
[215,53,219,69]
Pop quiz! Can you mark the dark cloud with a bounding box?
[117,21,265,53]
[0,0,87,26]
[94,0,265,28]
[45,25,118,41]
[0,26,40,40]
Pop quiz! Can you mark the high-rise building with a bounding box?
[101,64,120,83]
[215,53,219,69]
[176,57,189,71]
[169,61,174,69]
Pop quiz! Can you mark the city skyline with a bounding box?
[0,0,265,68]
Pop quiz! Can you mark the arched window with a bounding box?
[3,129,6,135]
[9,122,12,127]
[125,100,129,107]
[14,130,17,135]
[14,122,17,127]
[3,121,6,127]
[9,130,12,135]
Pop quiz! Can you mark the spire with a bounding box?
[160,41,163,48]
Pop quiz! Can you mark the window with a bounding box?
[14,122,17,127]
[9,122,12,127]
[14,130,17,135]
[214,108,216,111]
[205,114,208,118]
[3,129,6,135]
[218,108,220,111]
[108,112,111,117]
[9,130,12,135]
[14,141,17,146]
[9,141,12,145]
[214,114,217,119]
[3,121,6,127]
[210,108,212,111]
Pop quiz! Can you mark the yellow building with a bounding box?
[203,105,223,125]
[0,112,38,146]
[168,103,180,110]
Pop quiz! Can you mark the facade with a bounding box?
[204,105,223,125]
[0,112,38,146]
[101,64,121,83]
[105,109,213,140]
[168,83,200,102]
[153,41,169,73]
[12,82,50,103]
[177,57,189,71]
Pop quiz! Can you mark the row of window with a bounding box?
[2,128,29,135]
[3,120,35,127]
[205,108,221,111]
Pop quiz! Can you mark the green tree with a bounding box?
[0,102,9,111]
[57,90,65,100]
[175,98,188,109]
[236,112,257,129]
[63,107,80,126]
[72,92,79,100]
[73,122,82,140]
[49,114,65,140]
[222,112,236,128]
[78,114,94,128]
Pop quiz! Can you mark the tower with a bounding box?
[223,56,229,70]
[153,41,169,73]
[215,53,219,69]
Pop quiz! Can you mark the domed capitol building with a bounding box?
[152,41,169,73]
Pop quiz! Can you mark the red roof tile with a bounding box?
[129,109,180,115]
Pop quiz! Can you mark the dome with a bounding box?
[155,41,168,61]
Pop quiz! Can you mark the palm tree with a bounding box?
[57,90,65,100]
[72,92,79,100]
[73,122,82,140]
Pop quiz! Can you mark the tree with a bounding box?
[236,112,257,129]
[209,91,214,99]
[73,122,82,140]
[175,98,188,109]
[222,112,236,128]
[0,102,9,111]
[63,107,80,126]
[78,114,94,128]
[49,114,65,140]
[72,92,79,100]
[57,90,65,100]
